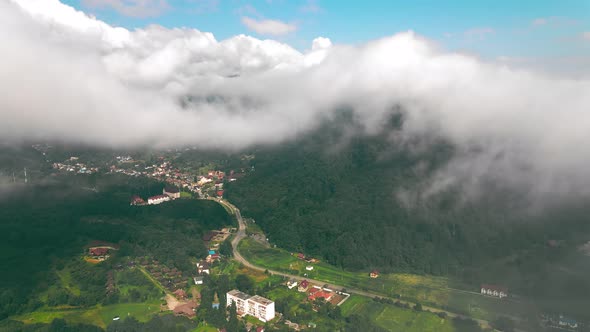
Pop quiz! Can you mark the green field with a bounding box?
[55,268,82,297]
[12,302,161,328]
[238,237,524,321]
[342,297,455,332]
[180,191,193,199]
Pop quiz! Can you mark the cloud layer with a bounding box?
[241,16,297,36]
[4,0,590,200]
[82,0,170,18]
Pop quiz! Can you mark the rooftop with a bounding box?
[249,295,274,306]
[228,289,251,301]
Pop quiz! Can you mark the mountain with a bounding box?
[226,117,590,288]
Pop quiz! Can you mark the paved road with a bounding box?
[215,198,493,329]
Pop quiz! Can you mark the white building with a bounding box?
[163,186,180,199]
[147,195,170,205]
[227,290,275,322]
[287,280,298,289]
[480,284,508,298]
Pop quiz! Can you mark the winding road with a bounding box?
[216,198,493,329]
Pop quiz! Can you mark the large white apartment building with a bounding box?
[226,290,275,322]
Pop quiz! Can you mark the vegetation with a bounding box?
[0,174,233,320]
[226,117,590,320]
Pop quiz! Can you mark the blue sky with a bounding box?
[62,0,590,57]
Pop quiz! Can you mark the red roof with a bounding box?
[299,280,309,288]
[216,190,224,197]
[308,288,333,301]
[297,253,305,259]
[173,301,197,317]
[89,247,109,256]
[173,289,187,299]
[130,195,145,204]
[149,194,169,200]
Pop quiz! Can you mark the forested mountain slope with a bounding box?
[226,120,590,278]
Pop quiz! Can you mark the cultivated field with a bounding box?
[238,237,527,321]
[341,296,455,332]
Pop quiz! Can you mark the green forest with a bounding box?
[225,119,590,316]
[0,174,233,320]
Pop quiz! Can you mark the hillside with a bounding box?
[225,121,590,311]
[0,174,233,320]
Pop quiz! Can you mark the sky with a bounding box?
[2,0,590,202]
[59,0,590,59]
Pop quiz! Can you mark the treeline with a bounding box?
[1,315,197,332]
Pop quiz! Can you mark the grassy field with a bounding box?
[192,325,218,332]
[238,237,524,321]
[180,191,193,199]
[55,268,81,297]
[12,302,162,328]
[343,297,455,332]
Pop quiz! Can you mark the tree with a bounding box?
[227,302,239,332]
[492,317,515,332]
[413,302,422,311]
[219,239,232,257]
[235,274,254,293]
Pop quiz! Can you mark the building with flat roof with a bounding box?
[147,194,170,205]
[226,290,275,322]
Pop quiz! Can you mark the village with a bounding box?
[51,152,247,201]
[81,222,359,331]
[50,152,584,331]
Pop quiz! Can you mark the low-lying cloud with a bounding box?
[3,0,590,200]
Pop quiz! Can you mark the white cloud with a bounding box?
[532,18,547,26]
[463,27,495,40]
[531,17,579,28]
[4,0,590,201]
[82,0,169,18]
[241,16,297,36]
[300,0,321,14]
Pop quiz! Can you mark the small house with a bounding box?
[287,279,298,289]
[173,301,197,318]
[163,186,180,199]
[298,280,310,292]
[370,270,380,278]
[306,265,314,271]
[194,276,204,285]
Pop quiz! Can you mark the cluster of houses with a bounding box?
[285,279,350,307]
[52,156,99,174]
[480,284,508,299]
[130,186,180,206]
[107,155,245,199]
[226,289,276,322]
[541,314,579,331]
